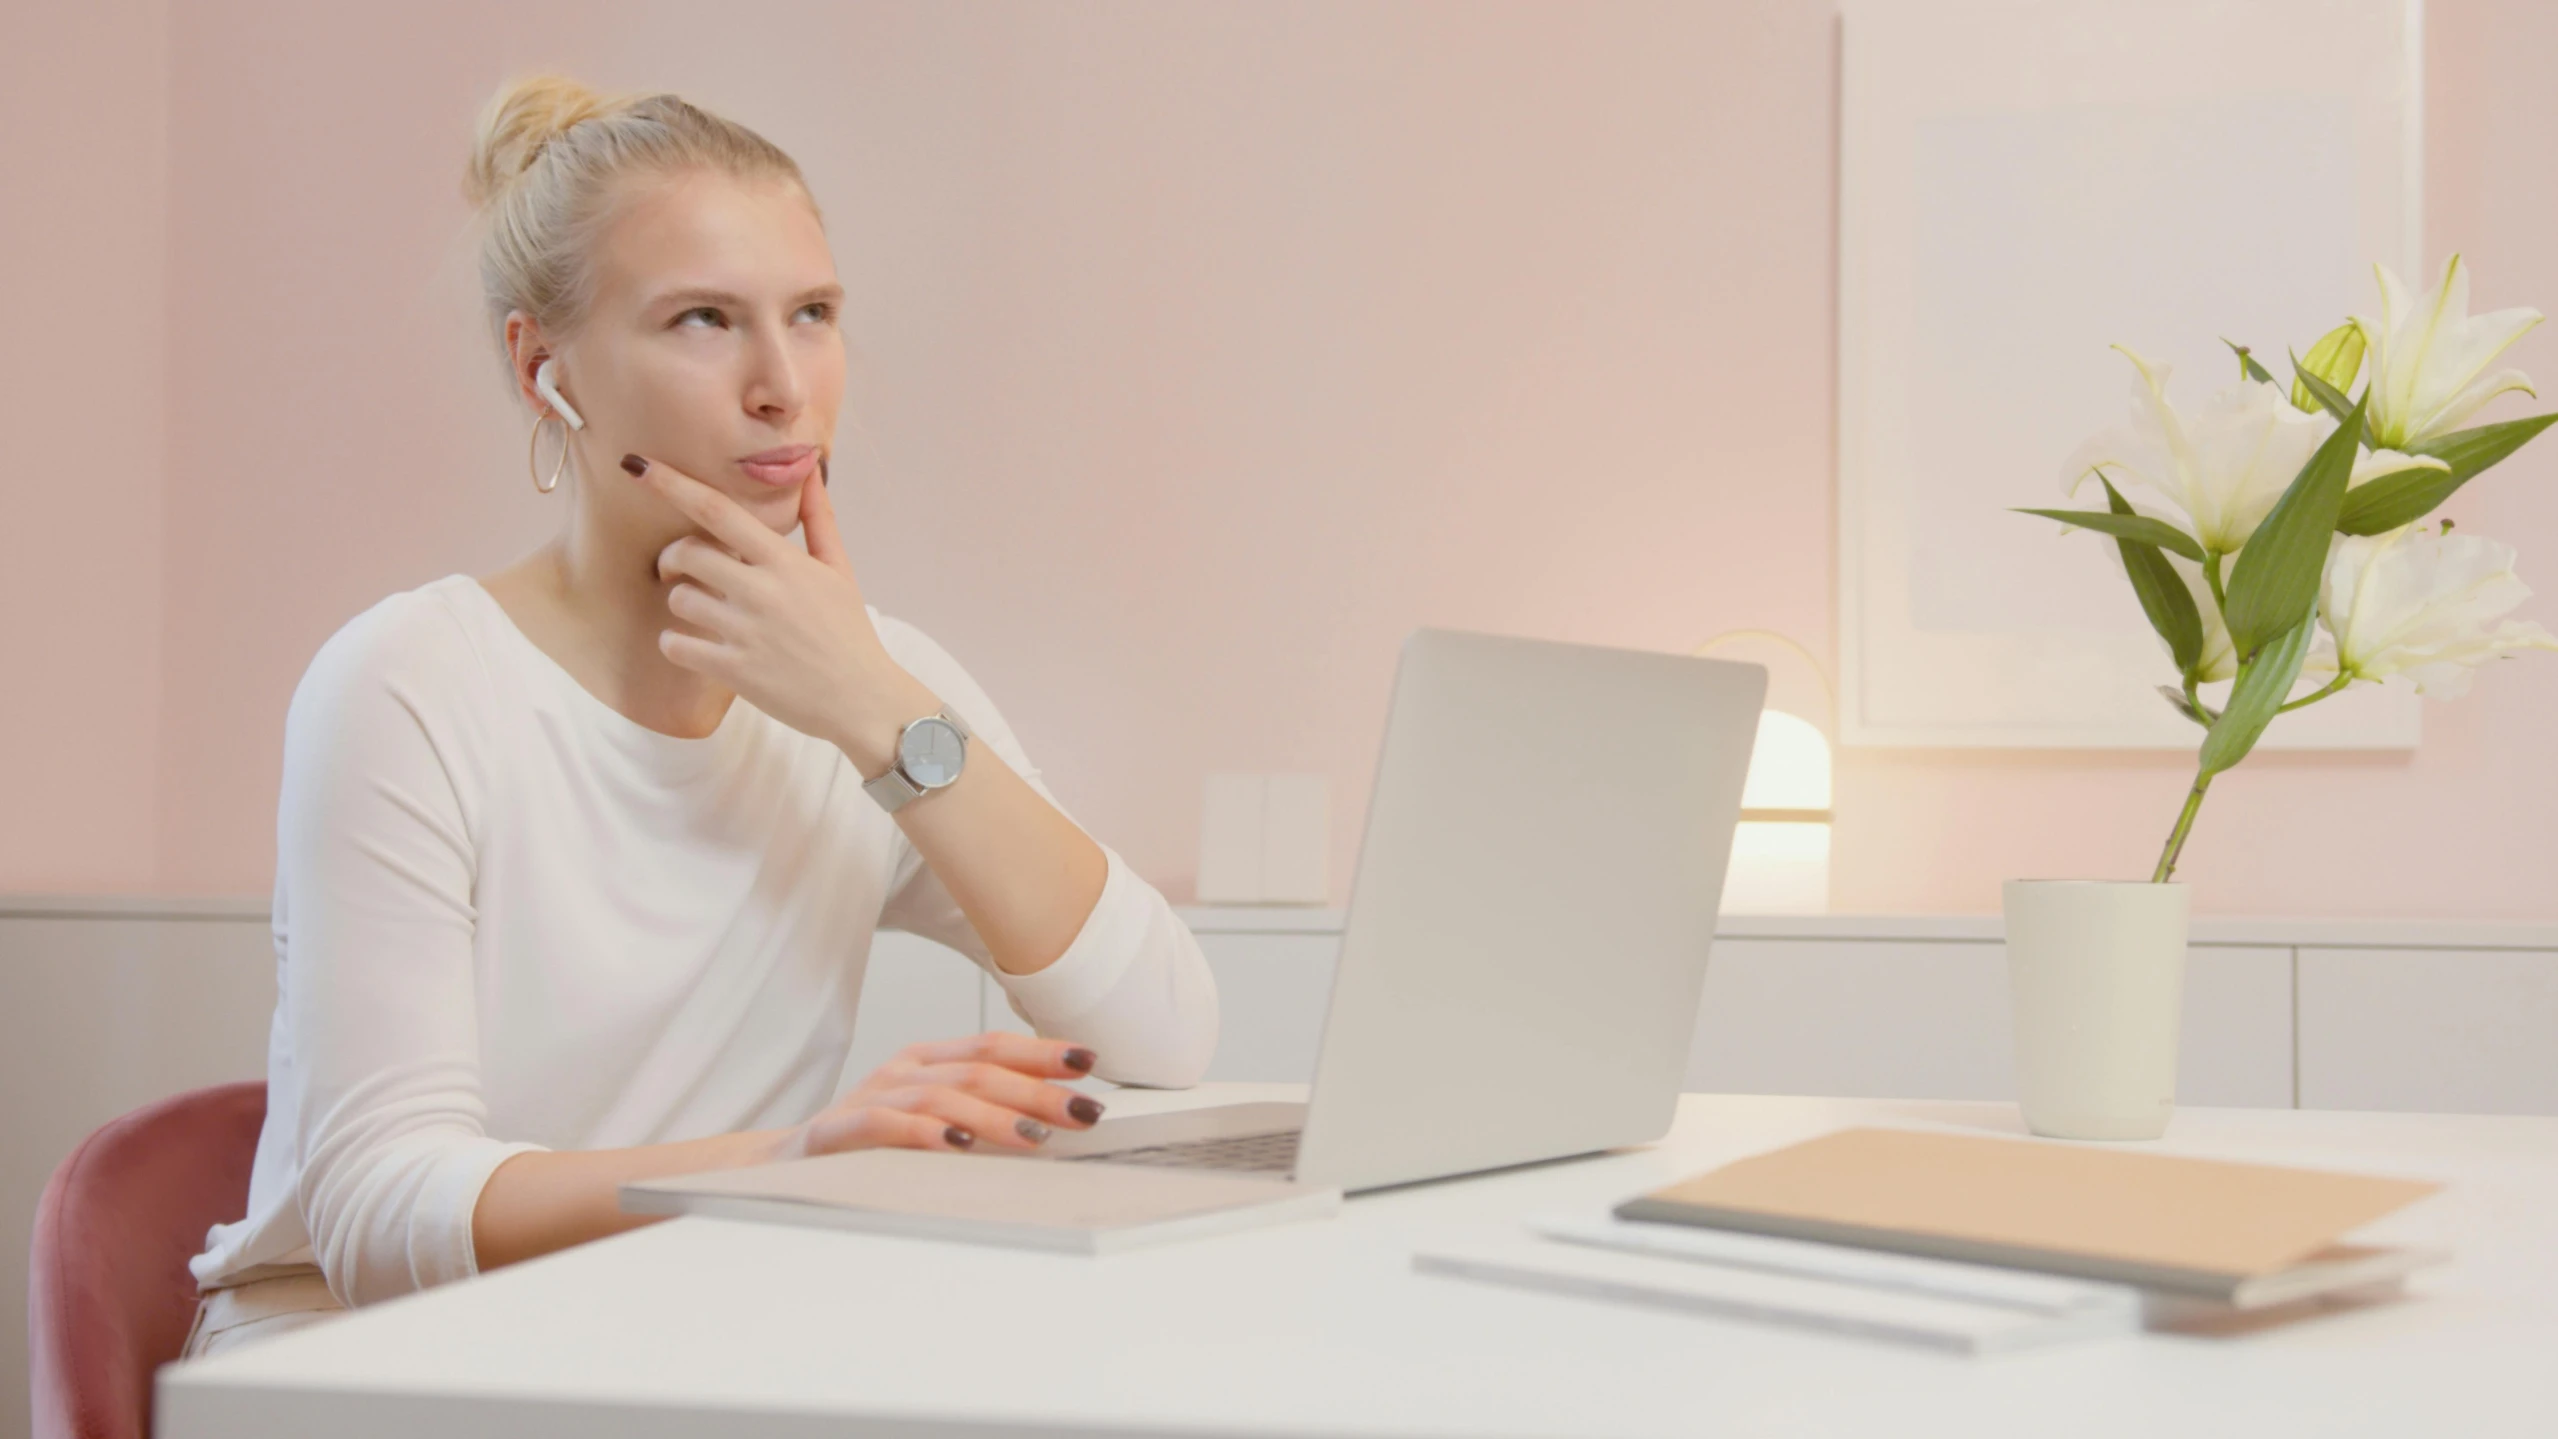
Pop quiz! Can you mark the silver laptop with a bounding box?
[1044,627,1764,1192]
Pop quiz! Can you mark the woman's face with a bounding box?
[547,169,846,542]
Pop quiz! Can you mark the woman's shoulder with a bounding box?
[291,575,497,719]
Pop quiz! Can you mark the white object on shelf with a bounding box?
[1260,774,1330,904]
[1195,772,1329,905]
[1196,774,1266,903]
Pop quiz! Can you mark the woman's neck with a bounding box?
[484,518,736,740]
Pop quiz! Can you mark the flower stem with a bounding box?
[2276,672,2354,714]
[2205,551,2228,612]
[2152,768,2216,884]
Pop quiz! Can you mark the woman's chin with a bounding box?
[741,486,807,532]
[687,471,798,517]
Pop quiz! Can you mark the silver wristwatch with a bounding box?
[862,705,973,814]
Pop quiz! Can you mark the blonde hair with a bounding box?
[463,74,817,360]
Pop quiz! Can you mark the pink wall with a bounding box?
[8,1,2556,917]
[0,0,168,890]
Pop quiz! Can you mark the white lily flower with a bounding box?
[2352,255,2543,449]
[2061,346,2325,554]
[2320,524,2558,698]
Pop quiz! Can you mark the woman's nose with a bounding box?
[742,334,806,420]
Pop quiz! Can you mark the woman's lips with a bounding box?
[738,444,818,488]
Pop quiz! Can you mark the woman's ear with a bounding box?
[501,310,551,415]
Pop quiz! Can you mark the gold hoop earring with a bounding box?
[529,411,572,494]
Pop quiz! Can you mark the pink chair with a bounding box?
[27,1082,266,1439]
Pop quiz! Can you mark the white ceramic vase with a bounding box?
[2001,879,2190,1141]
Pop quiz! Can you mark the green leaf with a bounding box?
[2291,323,2366,414]
[2013,506,2208,562]
[2197,617,2316,775]
[2224,338,2275,385]
[2159,684,2220,728]
[2289,353,2359,430]
[2337,468,2455,536]
[2412,410,2558,472]
[2337,413,2558,535]
[2094,478,2204,678]
[2224,395,2362,658]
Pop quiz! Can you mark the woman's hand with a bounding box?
[622,452,940,773]
[780,1032,1108,1159]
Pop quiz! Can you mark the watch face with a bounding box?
[898,716,967,788]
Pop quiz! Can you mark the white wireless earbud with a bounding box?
[534,358,586,431]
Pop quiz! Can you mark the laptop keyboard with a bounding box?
[1062,1129,1301,1173]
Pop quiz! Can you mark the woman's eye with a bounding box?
[795,302,837,324]
[675,307,724,328]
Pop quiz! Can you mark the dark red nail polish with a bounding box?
[818,453,830,485]
[1062,1047,1095,1073]
[620,454,649,477]
[1068,1096,1103,1125]
[944,1125,973,1149]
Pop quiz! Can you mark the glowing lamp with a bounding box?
[1722,709,1833,913]
[1691,630,1834,915]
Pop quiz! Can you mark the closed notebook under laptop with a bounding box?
[621,1147,1339,1255]
[1040,627,1765,1193]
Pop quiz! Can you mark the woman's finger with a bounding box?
[657,534,757,599]
[907,1061,1107,1128]
[802,1103,974,1157]
[621,453,788,565]
[870,1084,1057,1150]
[663,580,734,632]
[799,467,852,573]
[896,1031,1098,1080]
[656,627,738,680]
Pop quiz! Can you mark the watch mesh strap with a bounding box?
[863,706,970,814]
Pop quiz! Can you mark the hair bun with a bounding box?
[464,74,619,209]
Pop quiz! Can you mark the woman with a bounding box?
[179,75,1219,1359]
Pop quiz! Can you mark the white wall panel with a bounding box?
[2301,947,2558,1116]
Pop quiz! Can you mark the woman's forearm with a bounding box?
[840,676,1109,978]
[895,747,1107,977]
[471,1125,790,1272]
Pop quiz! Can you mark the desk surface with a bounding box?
[160,1086,2558,1439]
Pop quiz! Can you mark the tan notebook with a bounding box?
[1614,1127,2443,1306]
[621,1148,1340,1255]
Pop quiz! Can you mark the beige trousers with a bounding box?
[177,1271,348,1361]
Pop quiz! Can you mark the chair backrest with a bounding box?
[28,1082,266,1439]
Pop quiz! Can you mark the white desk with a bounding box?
[158,1085,2558,1438]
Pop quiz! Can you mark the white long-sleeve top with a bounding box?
[191,574,1218,1306]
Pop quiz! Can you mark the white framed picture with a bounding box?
[1836,0,2425,748]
